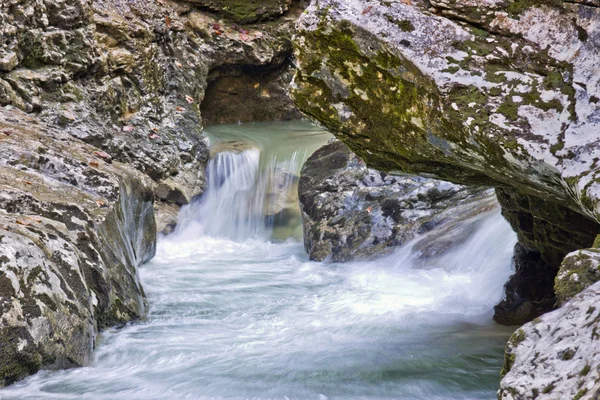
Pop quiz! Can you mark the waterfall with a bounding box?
[175,147,306,241]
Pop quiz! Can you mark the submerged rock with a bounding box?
[298,141,496,262]
[0,107,155,386]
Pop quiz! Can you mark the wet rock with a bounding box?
[298,141,496,262]
[1,0,303,236]
[494,244,556,326]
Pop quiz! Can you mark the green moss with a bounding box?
[574,388,588,400]
[542,383,556,394]
[510,329,526,346]
[581,364,591,376]
[501,352,516,378]
[507,0,564,17]
[497,102,520,121]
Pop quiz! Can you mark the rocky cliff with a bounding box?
[0,0,302,386]
[292,0,600,397]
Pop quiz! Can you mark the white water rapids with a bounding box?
[1,121,517,400]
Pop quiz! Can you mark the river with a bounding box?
[0,121,517,400]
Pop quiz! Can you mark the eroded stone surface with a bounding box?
[0,107,155,386]
[292,0,600,222]
[299,140,496,262]
[500,280,600,399]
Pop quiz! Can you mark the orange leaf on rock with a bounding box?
[89,161,100,168]
[93,151,111,160]
[96,200,105,208]
[15,220,30,226]
[366,206,373,213]
[176,106,185,112]
[165,15,171,28]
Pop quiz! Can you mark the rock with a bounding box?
[555,248,600,306]
[496,187,600,269]
[298,140,496,262]
[0,52,18,72]
[292,0,600,229]
[494,244,556,326]
[181,0,293,24]
[0,107,156,387]
[499,281,600,399]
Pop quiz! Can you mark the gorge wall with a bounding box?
[291,0,600,398]
[0,0,302,386]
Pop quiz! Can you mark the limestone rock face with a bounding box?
[500,280,600,400]
[0,108,156,386]
[292,0,600,222]
[298,140,496,262]
[1,0,302,226]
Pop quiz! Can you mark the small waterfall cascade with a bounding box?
[174,121,334,241]
[175,148,305,240]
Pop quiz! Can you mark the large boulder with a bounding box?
[292,0,600,222]
[0,107,155,386]
[500,280,600,399]
[299,140,496,262]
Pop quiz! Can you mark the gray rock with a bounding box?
[298,140,496,262]
[500,280,600,399]
[0,107,156,386]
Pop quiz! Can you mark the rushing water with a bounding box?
[1,121,517,400]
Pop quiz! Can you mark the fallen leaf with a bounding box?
[240,33,249,41]
[15,220,30,226]
[185,95,194,103]
[366,206,373,213]
[175,61,183,68]
[3,130,12,136]
[122,125,134,132]
[24,180,32,185]
[165,15,171,28]
[212,23,221,31]
[93,151,111,160]
[89,161,100,168]
[96,200,105,208]
[215,30,222,35]
[152,127,159,132]
[26,217,42,223]
[176,106,185,112]
[148,133,160,140]
[238,27,249,35]
[362,5,373,14]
